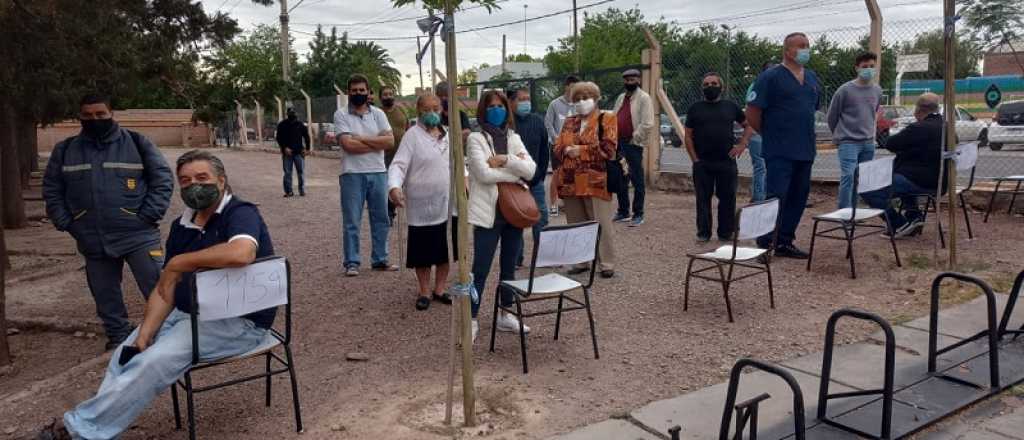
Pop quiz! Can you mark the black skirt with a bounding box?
[407,221,451,268]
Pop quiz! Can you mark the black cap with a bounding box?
[622,69,641,78]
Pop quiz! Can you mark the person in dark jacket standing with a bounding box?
[684,72,753,243]
[510,88,550,267]
[42,94,174,350]
[861,93,946,237]
[276,108,311,197]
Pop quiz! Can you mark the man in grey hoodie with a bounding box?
[826,51,883,209]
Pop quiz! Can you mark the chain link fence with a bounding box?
[658,17,1024,185]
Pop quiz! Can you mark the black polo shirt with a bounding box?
[685,99,746,162]
[165,194,277,329]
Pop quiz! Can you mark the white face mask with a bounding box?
[574,98,595,115]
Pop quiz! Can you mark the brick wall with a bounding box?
[984,53,1024,77]
[37,109,212,153]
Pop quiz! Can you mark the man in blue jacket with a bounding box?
[43,94,174,350]
[510,88,550,267]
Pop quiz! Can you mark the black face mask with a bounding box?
[350,93,369,106]
[703,86,722,101]
[624,83,639,92]
[381,98,395,108]
[181,183,221,211]
[81,118,114,139]
[287,114,297,121]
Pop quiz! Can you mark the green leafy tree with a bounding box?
[506,53,540,62]
[898,30,982,80]
[296,26,352,97]
[543,8,679,75]
[959,0,1024,76]
[346,41,402,93]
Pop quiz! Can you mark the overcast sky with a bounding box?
[201,0,945,94]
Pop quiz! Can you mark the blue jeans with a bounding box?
[517,184,549,265]
[837,142,876,209]
[757,158,813,248]
[615,141,645,217]
[861,173,930,231]
[282,153,305,195]
[748,134,767,202]
[340,173,390,268]
[64,310,267,440]
[471,211,522,318]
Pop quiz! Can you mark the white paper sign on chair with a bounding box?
[737,199,780,240]
[956,142,978,172]
[536,222,600,267]
[857,156,895,194]
[195,257,288,321]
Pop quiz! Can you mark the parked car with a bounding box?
[889,105,989,146]
[876,105,913,148]
[987,101,1024,151]
[660,113,683,148]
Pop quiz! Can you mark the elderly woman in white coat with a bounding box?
[467,89,536,342]
[388,94,455,311]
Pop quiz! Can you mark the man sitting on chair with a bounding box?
[38,150,276,440]
[861,93,946,238]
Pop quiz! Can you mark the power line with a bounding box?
[290,1,511,28]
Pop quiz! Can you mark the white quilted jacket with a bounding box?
[466,130,536,229]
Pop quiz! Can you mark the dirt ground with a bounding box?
[1,148,1022,439]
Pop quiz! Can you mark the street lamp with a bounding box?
[721,24,733,98]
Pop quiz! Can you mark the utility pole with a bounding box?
[280,0,291,82]
[430,9,438,92]
[523,5,528,54]
[417,36,425,91]
[721,24,733,98]
[572,0,580,72]
[502,34,507,72]
[942,0,958,267]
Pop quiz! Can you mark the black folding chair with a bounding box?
[490,221,601,374]
[170,256,303,439]
[984,174,1024,223]
[684,198,780,323]
[907,142,980,246]
[807,157,901,279]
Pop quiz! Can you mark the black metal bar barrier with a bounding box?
[927,272,1000,389]
[997,270,1024,340]
[816,308,895,439]
[719,358,806,440]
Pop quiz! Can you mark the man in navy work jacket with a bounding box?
[38,150,277,440]
[43,94,174,350]
[510,87,550,267]
[746,32,821,258]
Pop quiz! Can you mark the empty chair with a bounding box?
[807,157,901,279]
[684,198,780,323]
[490,221,601,374]
[984,174,1024,223]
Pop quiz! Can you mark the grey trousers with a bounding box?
[84,247,163,341]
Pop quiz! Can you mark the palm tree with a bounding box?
[346,41,402,93]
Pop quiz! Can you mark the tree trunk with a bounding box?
[17,114,38,188]
[0,125,10,367]
[0,101,26,229]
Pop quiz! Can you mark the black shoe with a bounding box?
[696,235,711,244]
[35,418,71,440]
[774,243,810,259]
[567,266,589,275]
[432,292,453,305]
[599,269,615,279]
[718,236,732,243]
[371,262,399,272]
[415,296,431,311]
[299,190,306,197]
[284,193,294,198]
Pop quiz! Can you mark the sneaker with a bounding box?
[549,206,560,217]
[415,296,431,311]
[613,213,631,223]
[283,193,294,198]
[774,243,810,259]
[894,220,924,238]
[471,319,479,343]
[35,419,71,440]
[344,266,359,277]
[599,269,615,279]
[629,215,645,227]
[496,312,531,333]
[371,262,399,272]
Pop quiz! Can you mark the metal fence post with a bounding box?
[234,100,248,146]
[253,99,263,143]
[275,96,284,124]
[300,89,314,150]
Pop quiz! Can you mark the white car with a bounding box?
[889,105,989,146]
[987,101,1024,151]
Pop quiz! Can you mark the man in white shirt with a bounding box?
[334,74,396,277]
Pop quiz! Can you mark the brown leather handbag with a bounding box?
[497,181,539,228]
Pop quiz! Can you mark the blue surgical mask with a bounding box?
[796,48,811,65]
[857,67,875,81]
[485,106,507,126]
[515,101,532,116]
[420,111,441,127]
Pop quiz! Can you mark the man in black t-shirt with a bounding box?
[684,72,754,242]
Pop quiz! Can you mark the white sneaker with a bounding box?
[496,313,531,334]
[471,319,479,344]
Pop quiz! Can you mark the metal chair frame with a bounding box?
[684,198,780,323]
[984,175,1024,223]
[490,222,601,374]
[169,256,303,440]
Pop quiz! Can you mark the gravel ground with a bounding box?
[1,148,1022,439]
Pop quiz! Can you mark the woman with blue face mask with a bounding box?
[465,90,537,343]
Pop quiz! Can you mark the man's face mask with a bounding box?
[382,98,395,108]
[181,183,221,211]
[349,93,369,106]
[80,118,114,139]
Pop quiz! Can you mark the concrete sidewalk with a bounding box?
[552,292,1024,440]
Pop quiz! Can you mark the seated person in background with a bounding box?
[860,93,946,238]
[38,150,276,440]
